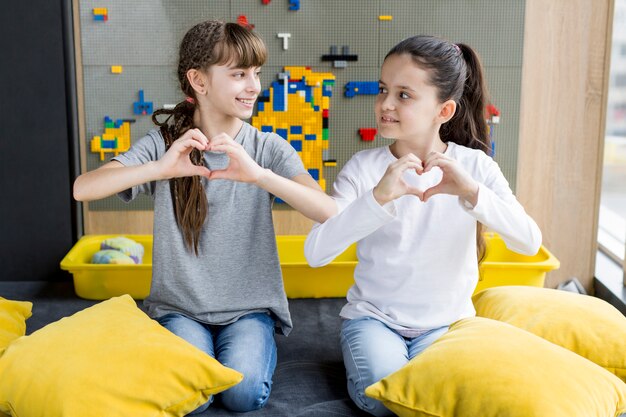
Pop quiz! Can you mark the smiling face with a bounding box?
[375,53,448,145]
[203,63,262,120]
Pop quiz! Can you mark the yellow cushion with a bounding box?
[365,317,626,417]
[0,295,243,417]
[473,285,626,382]
[0,297,32,354]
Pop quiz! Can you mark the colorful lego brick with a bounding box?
[262,0,271,4]
[251,66,335,193]
[90,116,135,161]
[237,15,254,29]
[277,33,291,50]
[110,65,123,74]
[93,8,108,21]
[308,169,319,180]
[358,128,377,141]
[291,140,303,151]
[289,0,300,11]
[133,90,153,115]
[345,81,379,98]
[378,15,393,21]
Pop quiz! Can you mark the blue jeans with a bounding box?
[341,317,448,417]
[156,312,277,414]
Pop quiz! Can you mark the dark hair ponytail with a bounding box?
[152,100,206,255]
[385,35,492,262]
[152,20,267,255]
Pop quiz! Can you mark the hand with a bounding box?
[207,133,265,183]
[373,153,425,206]
[156,128,211,180]
[422,151,479,205]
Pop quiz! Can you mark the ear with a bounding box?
[438,99,457,123]
[186,69,209,96]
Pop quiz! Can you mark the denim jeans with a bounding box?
[156,312,277,413]
[341,316,449,417]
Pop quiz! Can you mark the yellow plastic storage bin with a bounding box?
[61,233,559,300]
[60,235,153,300]
[475,232,560,293]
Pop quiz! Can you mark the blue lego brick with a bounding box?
[290,125,303,134]
[276,129,288,139]
[344,81,379,98]
[323,84,333,97]
[114,119,123,128]
[133,90,154,115]
[258,102,265,111]
[313,106,320,111]
[275,197,285,204]
[101,139,117,149]
[93,14,106,21]
[308,169,319,180]
[261,125,273,133]
[305,134,316,141]
[272,81,285,111]
[289,0,300,11]
[262,89,270,97]
[305,86,312,103]
[290,140,302,151]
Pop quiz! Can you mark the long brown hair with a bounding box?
[385,35,491,262]
[151,21,267,254]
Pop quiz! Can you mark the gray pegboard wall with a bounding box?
[78,0,525,211]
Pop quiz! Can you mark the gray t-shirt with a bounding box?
[113,122,307,335]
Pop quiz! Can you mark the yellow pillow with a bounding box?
[365,317,626,417]
[0,295,242,417]
[473,285,626,382]
[0,297,32,354]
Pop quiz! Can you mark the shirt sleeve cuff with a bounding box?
[364,188,397,219]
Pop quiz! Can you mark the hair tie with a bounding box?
[185,97,195,104]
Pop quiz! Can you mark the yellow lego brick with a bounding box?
[319,179,326,191]
[379,15,393,21]
[323,161,337,167]
[111,65,123,74]
[93,7,108,14]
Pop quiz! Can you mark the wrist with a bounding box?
[373,186,391,206]
[461,181,479,207]
[254,167,273,186]
[147,161,167,181]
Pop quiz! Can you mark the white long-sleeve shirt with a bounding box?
[305,143,542,333]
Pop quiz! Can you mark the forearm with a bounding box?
[256,169,337,223]
[73,161,161,202]
[305,190,395,267]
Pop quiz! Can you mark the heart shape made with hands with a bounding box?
[403,165,443,200]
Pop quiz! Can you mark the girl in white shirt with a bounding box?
[305,35,542,417]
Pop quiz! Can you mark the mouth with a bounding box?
[236,98,256,107]
[379,115,399,124]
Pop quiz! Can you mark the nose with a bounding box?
[246,73,261,94]
[378,93,395,111]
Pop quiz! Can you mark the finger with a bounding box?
[173,137,207,153]
[208,143,238,155]
[423,151,448,166]
[183,128,209,149]
[422,184,444,202]
[423,157,451,173]
[207,169,231,180]
[405,186,424,200]
[192,166,212,178]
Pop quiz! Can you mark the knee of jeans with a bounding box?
[350,387,394,417]
[220,379,272,412]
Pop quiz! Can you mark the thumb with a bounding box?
[406,186,424,201]
[422,185,443,202]
[193,166,212,178]
[208,169,229,180]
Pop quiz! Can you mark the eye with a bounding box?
[233,72,245,78]
[255,70,262,77]
[399,92,410,99]
[378,86,387,94]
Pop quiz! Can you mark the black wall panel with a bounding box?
[0,1,76,281]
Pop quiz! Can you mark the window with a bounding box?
[598,0,626,277]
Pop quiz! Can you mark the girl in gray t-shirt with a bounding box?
[73,20,336,414]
